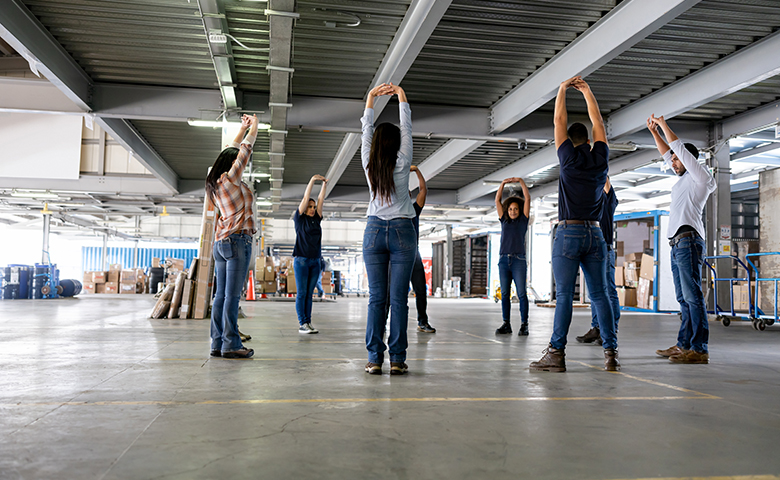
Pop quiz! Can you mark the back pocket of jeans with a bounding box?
[218,238,236,260]
[561,235,585,259]
[363,227,379,250]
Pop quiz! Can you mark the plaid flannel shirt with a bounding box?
[213,140,257,241]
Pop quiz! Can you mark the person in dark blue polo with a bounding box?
[493,176,531,336]
[530,76,618,373]
[293,174,327,334]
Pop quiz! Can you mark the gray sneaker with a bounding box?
[299,323,319,334]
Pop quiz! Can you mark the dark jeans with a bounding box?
[498,254,529,324]
[294,257,321,325]
[550,224,616,350]
[211,233,252,352]
[670,235,709,353]
[363,217,417,364]
[591,248,620,330]
[410,253,428,324]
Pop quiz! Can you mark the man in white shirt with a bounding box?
[647,114,716,364]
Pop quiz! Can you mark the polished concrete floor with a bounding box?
[1,295,780,480]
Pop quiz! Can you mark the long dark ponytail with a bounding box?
[368,122,401,205]
[205,147,240,202]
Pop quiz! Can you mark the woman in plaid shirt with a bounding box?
[204,114,259,359]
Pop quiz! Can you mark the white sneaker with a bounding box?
[299,323,319,334]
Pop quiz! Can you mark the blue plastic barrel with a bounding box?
[32,265,50,299]
[57,279,82,297]
[9,265,31,299]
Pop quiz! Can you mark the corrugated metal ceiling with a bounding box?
[282,130,347,184]
[22,0,217,89]
[290,0,411,98]
[401,0,618,107]
[130,120,270,181]
[426,141,545,190]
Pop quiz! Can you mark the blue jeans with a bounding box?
[315,273,324,297]
[498,254,528,324]
[294,257,322,325]
[211,233,252,352]
[670,235,709,353]
[384,252,428,324]
[591,248,620,330]
[550,224,616,350]
[363,217,417,364]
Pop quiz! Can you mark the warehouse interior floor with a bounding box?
[2,295,780,480]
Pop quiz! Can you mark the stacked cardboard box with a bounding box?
[617,286,637,307]
[193,197,217,319]
[120,270,136,294]
[322,271,332,294]
[623,253,642,287]
[615,266,624,286]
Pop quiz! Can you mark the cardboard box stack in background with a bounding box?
[108,264,121,284]
[615,266,624,286]
[623,253,642,287]
[637,278,653,309]
[322,271,332,294]
[617,286,637,307]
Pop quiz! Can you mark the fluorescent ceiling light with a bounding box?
[10,190,60,199]
[528,164,557,177]
[187,119,271,129]
[256,201,273,206]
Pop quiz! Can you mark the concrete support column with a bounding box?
[132,217,140,268]
[101,233,108,272]
[41,213,51,265]
[446,224,453,281]
[705,143,732,309]
[758,169,780,311]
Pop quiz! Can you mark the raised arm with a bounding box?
[316,176,328,217]
[298,175,324,215]
[573,78,607,145]
[225,115,257,182]
[361,84,394,169]
[411,165,427,207]
[554,78,577,150]
[655,115,714,186]
[495,178,509,218]
[647,115,671,159]
[391,84,413,168]
[517,178,531,218]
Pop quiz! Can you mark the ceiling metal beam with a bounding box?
[489,0,701,134]
[95,118,179,193]
[0,174,176,195]
[731,142,780,162]
[607,29,780,139]
[0,0,92,111]
[196,0,240,112]
[408,139,485,191]
[324,0,453,197]
[267,0,297,210]
[719,100,780,139]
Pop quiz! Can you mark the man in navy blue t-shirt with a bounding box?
[530,76,618,373]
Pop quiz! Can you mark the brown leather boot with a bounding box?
[655,345,687,358]
[529,345,566,372]
[604,348,620,371]
[576,326,600,344]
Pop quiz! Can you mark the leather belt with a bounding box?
[668,231,698,246]
[559,219,600,228]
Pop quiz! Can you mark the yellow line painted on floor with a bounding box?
[2,395,717,408]
[453,329,504,344]
[570,360,720,399]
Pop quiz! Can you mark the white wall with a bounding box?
[0,113,82,179]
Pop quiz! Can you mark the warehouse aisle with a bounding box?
[1,296,780,480]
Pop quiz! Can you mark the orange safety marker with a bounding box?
[246,270,256,301]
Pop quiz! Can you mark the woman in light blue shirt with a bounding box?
[361,83,417,376]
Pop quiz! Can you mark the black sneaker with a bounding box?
[495,322,512,334]
[576,326,600,344]
[417,323,436,333]
[518,323,529,336]
[210,349,221,357]
[222,348,254,359]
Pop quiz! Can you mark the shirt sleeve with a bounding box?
[592,141,610,166]
[670,139,716,191]
[361,108,375,169]
[225,142,253,185]
[556,139,575,167]
[661,149,674,171]
[397,102,413,169]
[413,202,423,217]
